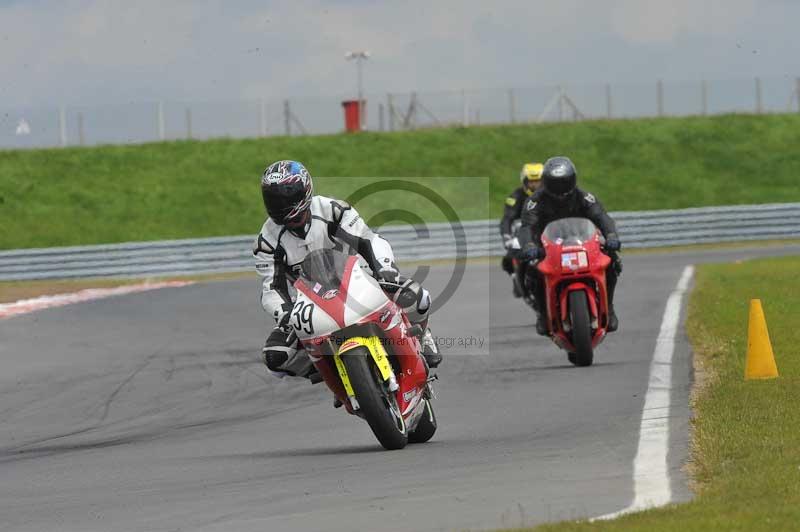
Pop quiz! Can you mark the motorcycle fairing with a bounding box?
[293,254,429,421]
[538,219,612,350]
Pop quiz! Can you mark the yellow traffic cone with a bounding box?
[744,299,779,380]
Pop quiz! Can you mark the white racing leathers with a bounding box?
[253,195,430,377]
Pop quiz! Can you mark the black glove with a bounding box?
[273,303,292,330]
[523,246,546,261]
[605,234,621,252]
[614,257,623,275]
[377,260,400,284]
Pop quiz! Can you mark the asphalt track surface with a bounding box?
[2,244,799,532]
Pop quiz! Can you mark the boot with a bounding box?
[607,305,619,332]
[606,268,619,332]
[535,310,548,336]
[421,328,442,368]
[501,255,514,275]
[511,273,523,298]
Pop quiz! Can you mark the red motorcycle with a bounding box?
[289,248,437,450]
[536,218,612,367]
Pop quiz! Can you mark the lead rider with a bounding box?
[253,160,442,379]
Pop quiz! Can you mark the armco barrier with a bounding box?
[1,203,798,281]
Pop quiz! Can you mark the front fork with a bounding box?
[335,336,399,411]
[559,285,601,335]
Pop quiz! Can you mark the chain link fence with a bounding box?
[386,77,800,129]
[2,76,799,149]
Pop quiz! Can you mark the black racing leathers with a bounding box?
[499,186,532,237]
[518,187,617,248]
[499,186,532,275]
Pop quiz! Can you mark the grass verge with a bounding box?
[505,255,800,531]
[2,113,800,249]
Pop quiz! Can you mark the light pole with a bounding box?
[345,50,370,130]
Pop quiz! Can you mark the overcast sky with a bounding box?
[1,0,798,109]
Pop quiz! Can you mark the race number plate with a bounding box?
[561,251,588,271]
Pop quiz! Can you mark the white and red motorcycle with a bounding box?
[289,248,438,450]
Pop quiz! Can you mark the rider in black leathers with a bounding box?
[500,163,542,300]
[518,156,622,336]
[500,163,543,275]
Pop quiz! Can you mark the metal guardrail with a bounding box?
[1,203,799,281]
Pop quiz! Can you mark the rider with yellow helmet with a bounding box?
[520,163,544,193]
[500,163,543,296]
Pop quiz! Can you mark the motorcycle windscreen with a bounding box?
[542,217,600,246]
[298,248,353,293]
[297,247,390,329]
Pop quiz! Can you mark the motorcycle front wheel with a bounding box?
[342,347,408,450]
[568,291,594,367]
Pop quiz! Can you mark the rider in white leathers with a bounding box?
[253,160,441,379]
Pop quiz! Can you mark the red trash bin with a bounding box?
[342,100,365,132]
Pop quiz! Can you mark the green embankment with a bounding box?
[1,113,799,250]
[518,255,800,531]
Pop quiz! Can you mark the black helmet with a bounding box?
[260,160,313,227]
[541,156,577,201]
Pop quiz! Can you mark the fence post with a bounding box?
[387,94,395,131]
[284,100,291,136]
[77,112,85,146]
[410,92,418,130]
[657,79,664,117]
[605,84,612,119]
[508,88,516,124]
[701,80,708,116]
[755,77,763,114]
[462,89,469,127]
[259,99,267,137]
[157,101,165,140]
[59,106,67,147]
[388,94,396,131]
[557,86,564,121]
[185,107,192,139]
[378,103,385,132]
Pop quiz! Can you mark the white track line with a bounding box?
[595,265,694,521]
[0,281,194,319]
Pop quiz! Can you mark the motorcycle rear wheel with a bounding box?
[342,347,408,450]
[408,399,437,443]
[568,291,594,367]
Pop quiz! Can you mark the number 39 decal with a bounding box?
[291,300,315,335]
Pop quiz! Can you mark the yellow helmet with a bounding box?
[520,163,544,190]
